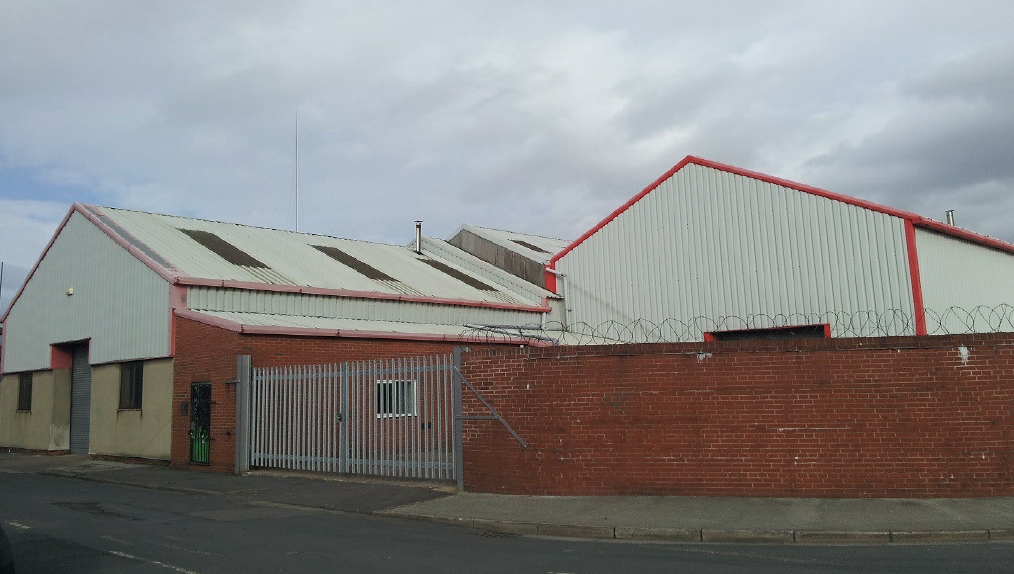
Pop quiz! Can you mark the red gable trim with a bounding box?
[75,204,181,283]
[544,155,1014,291]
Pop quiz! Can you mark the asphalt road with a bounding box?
[3,472,1014,574]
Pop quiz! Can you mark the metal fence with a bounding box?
[250,354,459,481]
[459,305,1014,345]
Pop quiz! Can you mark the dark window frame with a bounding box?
[119,361,144,410]
[17,372,32,412]
[376,379,417,418]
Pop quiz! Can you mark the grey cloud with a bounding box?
[4,0,1014,271]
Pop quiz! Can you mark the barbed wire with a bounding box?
[459,305,1014,346]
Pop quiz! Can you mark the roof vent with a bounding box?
[945,210,955,226]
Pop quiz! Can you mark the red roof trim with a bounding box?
[549,156,698,267]
[544,155,1014,290]
[176,277,551,313]
[174,308,551,345]
[74,204,181,283]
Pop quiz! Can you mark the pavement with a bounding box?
[3,451,1014,544]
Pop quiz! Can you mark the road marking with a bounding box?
[6,521,31,530]
[160,542,221,557]
[101,535,130,545]
[108,550,205,574]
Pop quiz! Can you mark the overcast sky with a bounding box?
[2,1,1013,312]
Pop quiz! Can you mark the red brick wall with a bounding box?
[460,333,1014,497]
[172,316,481,473]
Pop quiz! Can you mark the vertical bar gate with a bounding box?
[249,354,457,481]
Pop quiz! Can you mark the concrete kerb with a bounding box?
[376,511,1014,545]
[11,454,1014,546]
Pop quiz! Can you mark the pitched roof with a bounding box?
[1,204,553,324]
[549,155,1014,267]
[450,224,571,264]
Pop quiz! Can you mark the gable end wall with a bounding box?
[2,212,171,372]
[556,164,916,337]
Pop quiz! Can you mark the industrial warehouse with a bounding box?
[2,155,1014,496]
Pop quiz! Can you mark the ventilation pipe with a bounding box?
[415,221,423,254]
[945,210,955,226]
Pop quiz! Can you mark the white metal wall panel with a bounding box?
[915,228,1014,332]
[556,164,916,339]
[3,213,170,372]
[186,287,546,327]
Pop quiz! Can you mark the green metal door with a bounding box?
[190,383,212,465]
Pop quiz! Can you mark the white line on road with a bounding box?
[5,521,31,530]
[108,550,206,574]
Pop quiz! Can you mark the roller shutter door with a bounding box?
[69,344,91,454]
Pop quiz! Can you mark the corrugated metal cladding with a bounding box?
[419,238,558,306]
[915,228,1014,331]
[453,225,570,261]
[556,164,916,339]
[98,207,526,306]
[196,310,499,337]
[447,225,570,289]
[186,287,546,328]
[448,229,549,288]
[2,213,170,372]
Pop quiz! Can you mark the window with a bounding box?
[17,373,32,412]
[376,380,416,417]
[704,324,831,342]
[119,361,144,410]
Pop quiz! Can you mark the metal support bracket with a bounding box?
[453,365,528,449]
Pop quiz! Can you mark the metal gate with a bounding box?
[190,383,212,465]
[249,354,458,480]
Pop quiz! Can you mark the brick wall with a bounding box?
[459,333,1014,497]
[172,316,480,473]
